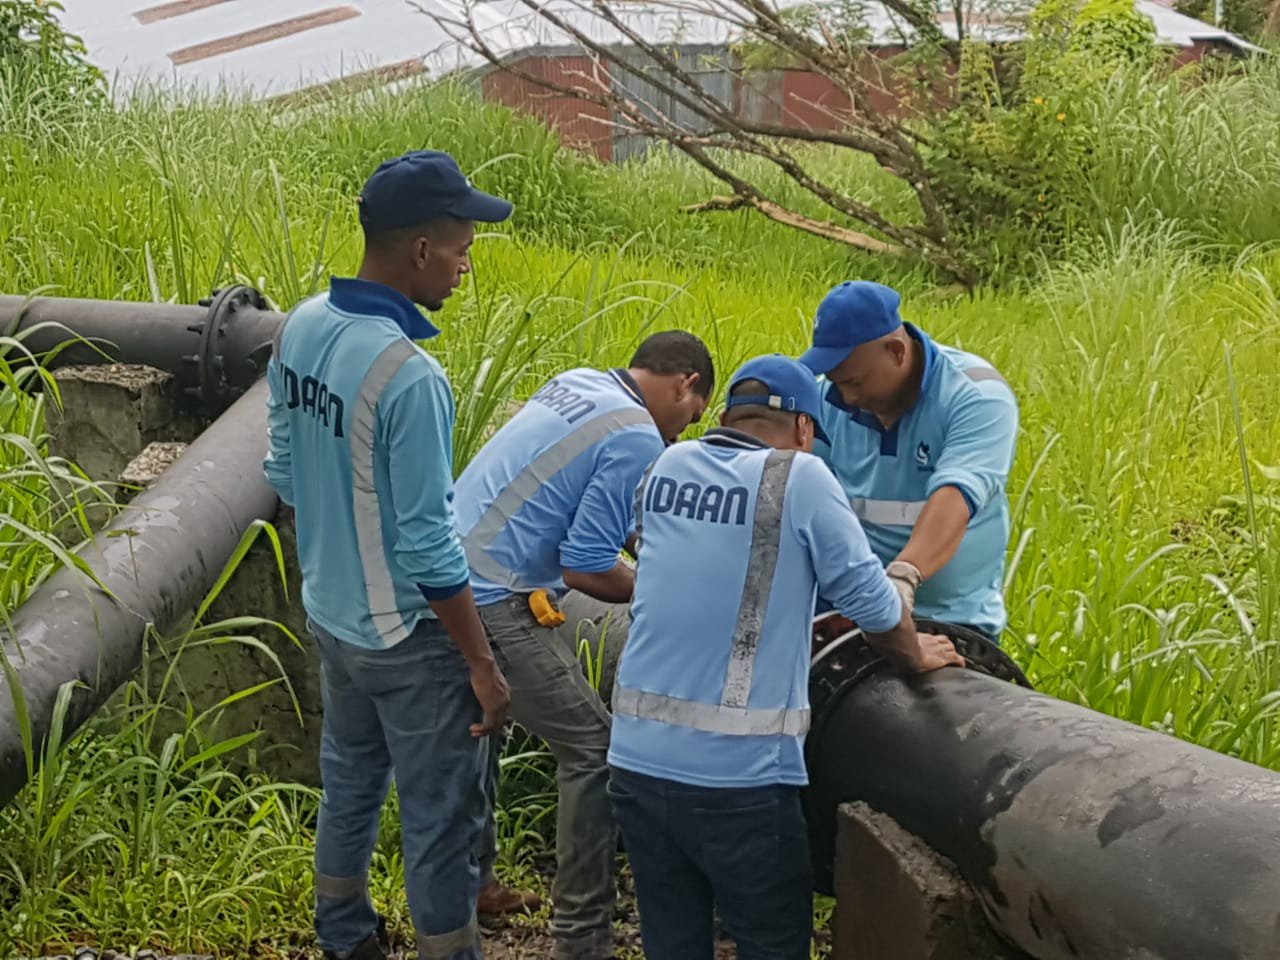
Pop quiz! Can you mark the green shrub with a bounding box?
[922,0,1161,275]
[0,0,103,112]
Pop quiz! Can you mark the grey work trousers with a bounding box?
[476,591,631,960]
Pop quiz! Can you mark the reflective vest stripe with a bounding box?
[350,339,418,646]
[612,686,811,737]
[615,447,806,738]
[463,406,655,589]
[965,365,1007,386]
[850,497,928,527]
[721,448,795,709]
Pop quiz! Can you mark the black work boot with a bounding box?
[322,915,391,960]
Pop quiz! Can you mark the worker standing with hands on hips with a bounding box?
[799,281,1020,644]
[263,150,511,960]
[452,332,714,960]
[608,354,964,960]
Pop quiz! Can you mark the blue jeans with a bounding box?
[312,619,486,960]
[607,767,814,960]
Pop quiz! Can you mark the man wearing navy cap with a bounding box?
[607,354,963,959]
[263,150,514,960]
[798,281,1020,643]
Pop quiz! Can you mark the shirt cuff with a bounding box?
[930,479,979,518]
[419,580,469,602]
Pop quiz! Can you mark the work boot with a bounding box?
[321,915,391,960]
[477,878,542,918]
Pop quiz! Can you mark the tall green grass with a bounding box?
[0,59,1277,957]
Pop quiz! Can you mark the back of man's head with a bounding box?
[719,354,829,453]
[722,379,807,449]
[629,331,715,399]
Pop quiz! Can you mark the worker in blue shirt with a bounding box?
[454,332,715,960]
[263,150,512,960]
[798,281,1020,642]
[609,354,963,960]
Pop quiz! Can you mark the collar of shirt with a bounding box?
[824,322,939,430]
[328,276,440,341]
[700,427,769,450]
[608,368,647,408]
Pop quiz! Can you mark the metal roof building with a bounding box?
[60,0,1259,102]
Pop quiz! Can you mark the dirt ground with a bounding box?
[480,919,743,960]
[476,870,830,960]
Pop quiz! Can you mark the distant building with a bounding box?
[60,0,1260,162]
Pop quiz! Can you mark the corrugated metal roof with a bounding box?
[58,0,1260,102]
[59,0,481,99]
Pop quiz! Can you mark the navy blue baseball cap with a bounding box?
[725,353,830,443]
[798,280,904,375]
[357,150,513,231]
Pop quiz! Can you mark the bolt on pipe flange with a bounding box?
[186,285,277,417]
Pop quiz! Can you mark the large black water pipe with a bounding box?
[804,623,1280,960]
[0,379,279,808]
[0,287,285,416]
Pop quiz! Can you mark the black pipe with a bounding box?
[0,379,279,808]
[0,288,284,417]
[804,627,1280,960]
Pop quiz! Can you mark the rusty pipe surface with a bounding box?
[0,287,284,416]
[0,379,278,808]
[804,626,1280,960]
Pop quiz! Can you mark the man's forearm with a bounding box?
[896,486,970,580]
[428,586,497,664]
[863,607,925,672]
[563,562,636,604]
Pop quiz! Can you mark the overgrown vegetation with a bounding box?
[444,0,1272,282]
[0,2,1278,955]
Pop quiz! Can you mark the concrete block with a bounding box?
[48,364,199,482]
[832,802,1030,960]
[118,442,189,501]
[46,364,200,537]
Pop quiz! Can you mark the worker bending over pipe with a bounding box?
[453,333,715,960]
[799,282,1020,644]
[608,354,963,959]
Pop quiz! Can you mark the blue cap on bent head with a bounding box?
[725,353,830,444]
[797,280,904,376]
[357,150,514,231]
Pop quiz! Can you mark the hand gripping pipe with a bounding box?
[0,287,285,416]
[804,617,1280,960]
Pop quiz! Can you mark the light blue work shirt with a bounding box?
[609,428,903,789]
[454,367,665,607]
[263,277,470,649]
[815,324,1019,636]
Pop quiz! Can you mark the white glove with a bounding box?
[885,560,923,618]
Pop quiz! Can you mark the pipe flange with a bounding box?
[193,285,271,417]
[808,616,1032,725]
[804,618,1032,895]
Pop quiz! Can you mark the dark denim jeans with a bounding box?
[607,766,814,960]
[311,619,486,960]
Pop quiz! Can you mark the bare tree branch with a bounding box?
[427,0,977,284]
[684,193,904,254]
